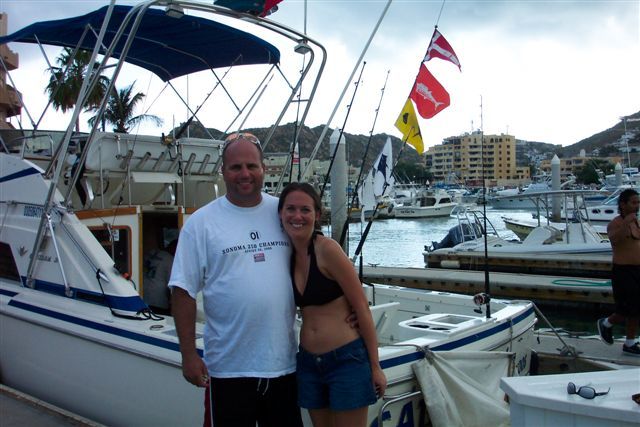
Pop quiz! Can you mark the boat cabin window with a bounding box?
[90,226,131,277]
[0,242,20,282]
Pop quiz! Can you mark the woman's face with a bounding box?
[279,190,320,239]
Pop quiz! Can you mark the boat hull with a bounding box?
[394,204,455,218]
[0,284,203,426]
[1,280,536,427]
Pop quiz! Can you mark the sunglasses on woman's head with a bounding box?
[567,382,610,399]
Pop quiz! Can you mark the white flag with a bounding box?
[358,170,377,213]
[373,137,395,197]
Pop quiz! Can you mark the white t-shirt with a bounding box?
[169,194,296,378]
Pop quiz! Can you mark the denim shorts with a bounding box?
[296,337,377,411]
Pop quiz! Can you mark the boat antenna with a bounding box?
[339,70,391,247]
[318,61,366,201]
[480,95,491,318]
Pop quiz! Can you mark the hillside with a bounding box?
[172,121,423,171]
[561,110,640,158]
[173,109,640,172]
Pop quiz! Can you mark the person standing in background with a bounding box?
[597,188,640,356]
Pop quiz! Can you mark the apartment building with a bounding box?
[425,131,530,187]
[0,13,21,129]
[539,152,623,180]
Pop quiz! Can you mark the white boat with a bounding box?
[429,206,611,255]
[487,182,552,210]
[561,185,640,224]
[394,188,457,218]
[0,3,538,426]
[503,215,608,240]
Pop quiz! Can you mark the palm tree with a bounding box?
[89,83,163,133]
[45,47,110,131]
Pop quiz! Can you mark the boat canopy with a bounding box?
[0,5,280,82]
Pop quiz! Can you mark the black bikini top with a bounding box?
[291,232,344,307]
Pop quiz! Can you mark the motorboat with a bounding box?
[560,185,640,224]
[394,188,457,218]
[428,205,611,255]
[1,2,538,426]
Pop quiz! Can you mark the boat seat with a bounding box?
[369,301,400,337]
[563,222,601,244]
[522,226,559,245]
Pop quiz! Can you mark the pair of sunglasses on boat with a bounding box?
[567,382,610,399]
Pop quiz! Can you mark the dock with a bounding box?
[0,384,103,427]
[361,265,613,305]
[424,252,611,279]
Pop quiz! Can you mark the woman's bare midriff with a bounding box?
[299,296,360,354]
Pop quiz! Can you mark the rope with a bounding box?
[95,268,163,321]
[551,278,611,287]
[532,303,578,358]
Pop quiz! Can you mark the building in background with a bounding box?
[0,13,21,129]
[425,131,529,187]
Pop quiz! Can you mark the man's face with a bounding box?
[622,194,640,216]
[221,140,265,207]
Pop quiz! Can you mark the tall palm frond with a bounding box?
[89,82,163,134]
[44,47,110,131]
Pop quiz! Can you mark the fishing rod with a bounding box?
[318,61,366,202]
[339,70,390,247]
[351,136,410,271]
[300,0,393,181]
[479,95,491,318]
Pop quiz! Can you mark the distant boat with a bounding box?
[428,206,611,256]
[394,188,457,218]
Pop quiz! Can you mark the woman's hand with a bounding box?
[372,365,387,398]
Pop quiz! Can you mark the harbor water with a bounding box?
[333,206,613,336]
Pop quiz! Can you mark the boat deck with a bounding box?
[361,265,613,305]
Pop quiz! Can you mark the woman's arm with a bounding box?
[317,237,387,396]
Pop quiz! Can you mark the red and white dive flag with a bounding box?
[409,64,450,119]
[424,29,461,71]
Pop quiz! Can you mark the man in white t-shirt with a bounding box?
[169,132,302,427]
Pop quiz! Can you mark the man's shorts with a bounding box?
[296,337,378,411]
[612,264,640,317]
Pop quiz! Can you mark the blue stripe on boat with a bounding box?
[0,166,40,183]
[19,276,147,313]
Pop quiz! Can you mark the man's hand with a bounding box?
[345,310,359,330]
[182,352,209,387]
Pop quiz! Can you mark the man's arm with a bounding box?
[172,287,209,387]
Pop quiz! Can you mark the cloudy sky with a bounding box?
[1,0,639,150]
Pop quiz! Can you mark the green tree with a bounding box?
[576,159,614,185]
[89,83,163,133]
[45,48,109,131]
